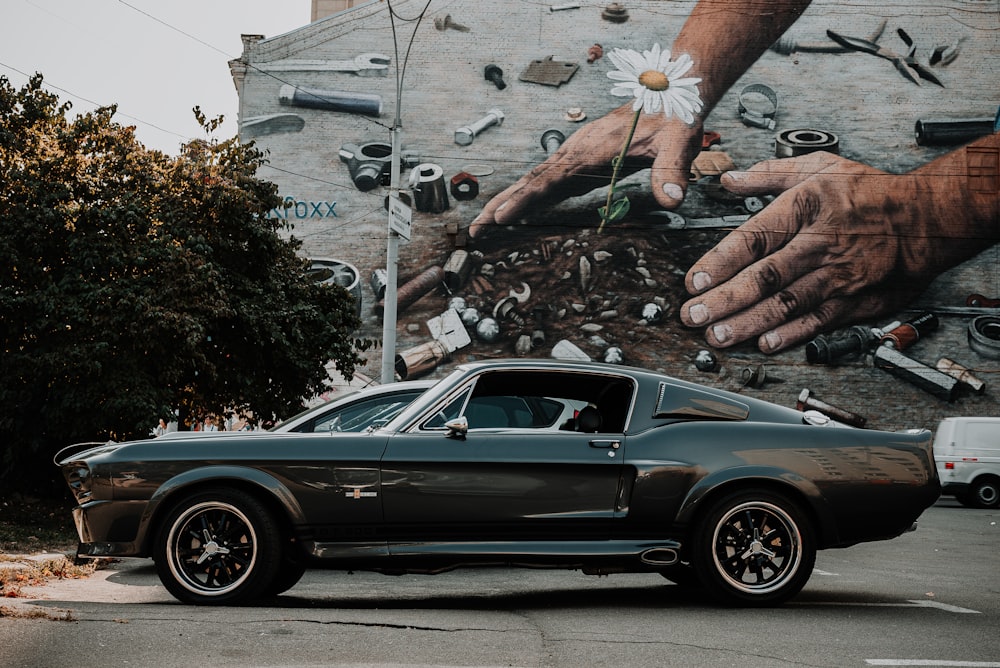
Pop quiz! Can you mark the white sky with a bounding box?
[2,0,309,155]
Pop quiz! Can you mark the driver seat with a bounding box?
[575,405,603,433]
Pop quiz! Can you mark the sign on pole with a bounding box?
[388,195,412,241]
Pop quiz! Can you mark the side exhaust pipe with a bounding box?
[640,548,679,566]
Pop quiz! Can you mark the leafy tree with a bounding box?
[0,74,362,486]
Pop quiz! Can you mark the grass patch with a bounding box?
[0,492,78,555]
[0,492,108,616]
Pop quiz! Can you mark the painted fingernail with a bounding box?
[688,303,710,325]
[692,271,712,292]
[712,323,733,344]
[662,182,683,200]
[762,331,783,352]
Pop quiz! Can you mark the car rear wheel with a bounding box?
[692,489,815,607]
[658,564,701,588]
[154,489,282,605]
[968,477,1000,509]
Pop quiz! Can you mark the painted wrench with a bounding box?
[967,293,1000,308]
[262,53,390,76]
[649,211,750,230]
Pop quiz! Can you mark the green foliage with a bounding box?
[0,75,362,485]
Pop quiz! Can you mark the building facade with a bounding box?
[230,0,999,429]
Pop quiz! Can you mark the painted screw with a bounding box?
[484,64,507,90]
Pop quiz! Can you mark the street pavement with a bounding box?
[1,498,997,667]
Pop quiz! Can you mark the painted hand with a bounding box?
[468,105,704,238]
[680,152,984,353]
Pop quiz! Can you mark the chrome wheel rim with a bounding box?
[975,483,998,507]
[166,501,258,597]
[711,500,803,595]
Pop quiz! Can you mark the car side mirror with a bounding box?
[444,416,468,440]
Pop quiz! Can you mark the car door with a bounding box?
[379,369,633,549]
[261,432,391,557]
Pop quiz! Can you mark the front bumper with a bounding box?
[72,499,148,558]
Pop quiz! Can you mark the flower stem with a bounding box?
[598,108,642,234]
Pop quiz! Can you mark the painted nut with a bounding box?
[450,171,480,200]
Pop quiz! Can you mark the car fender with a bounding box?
[138,465,307,553]
[674,465,839,545]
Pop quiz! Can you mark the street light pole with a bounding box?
[380,114,402,384]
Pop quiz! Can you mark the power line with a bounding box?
[0,61,186,140]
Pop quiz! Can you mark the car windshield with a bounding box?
[269,391,362,431]
[312,391,425,432]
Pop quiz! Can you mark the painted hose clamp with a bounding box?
[408,163,449,213]
[775,128,840,158]
[738,83,778,130]
[408,163,444,187]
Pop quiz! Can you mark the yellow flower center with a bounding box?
[638,70,669,91]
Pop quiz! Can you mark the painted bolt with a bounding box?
[455,109,504,146]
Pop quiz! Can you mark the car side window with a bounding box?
[447,371,634,432]
[465,396,533,429]
[461,395,588,430]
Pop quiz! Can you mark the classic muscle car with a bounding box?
[56,360,939,606]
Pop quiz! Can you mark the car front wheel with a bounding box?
[692,489,815,607]
[154,489,282,605]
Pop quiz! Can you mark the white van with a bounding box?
[934,417,1000,508]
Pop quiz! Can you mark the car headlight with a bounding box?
[65,464,93,503]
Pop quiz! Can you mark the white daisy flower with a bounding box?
[607,43,703,124]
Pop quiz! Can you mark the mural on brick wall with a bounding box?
[236,0,999,427]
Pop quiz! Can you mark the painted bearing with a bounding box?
[775,128,840,158]
[968,315,1000,359]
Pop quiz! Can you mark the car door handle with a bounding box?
[589,440,620,450]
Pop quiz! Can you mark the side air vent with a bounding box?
[654,382,749,421]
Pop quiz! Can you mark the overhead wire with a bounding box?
[4,1,991,235]
[0,60,186,140]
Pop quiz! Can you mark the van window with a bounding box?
[966,422,999,451]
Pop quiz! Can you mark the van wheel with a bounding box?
[968,477,1000,509]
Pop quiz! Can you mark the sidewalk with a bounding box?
[0,552,97,617]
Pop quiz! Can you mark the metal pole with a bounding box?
[380,124,401,383]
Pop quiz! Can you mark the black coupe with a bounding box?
[57,360,939,606]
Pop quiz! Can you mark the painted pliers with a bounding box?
[826,29,944,86]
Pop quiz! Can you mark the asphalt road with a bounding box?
[2,498,997,668]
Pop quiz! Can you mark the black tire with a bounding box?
[658,564,701,588]
[692,488,816,607]
[264,557,307,597]
[968,477,1000,509]
[154,488,282,605]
